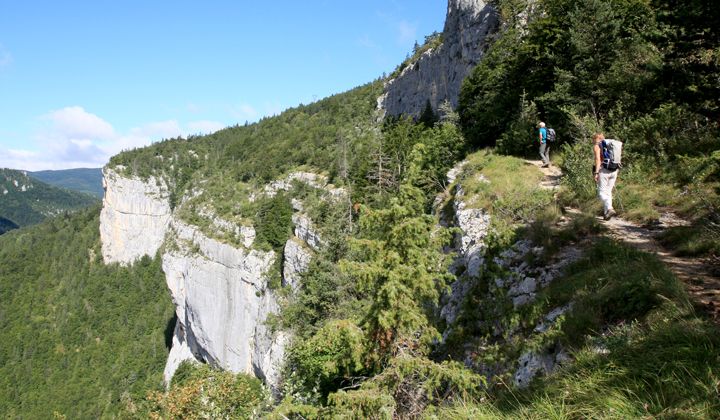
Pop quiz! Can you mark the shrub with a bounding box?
[147,362,268,419]
[496,96,540,157]
[286,320,366,401]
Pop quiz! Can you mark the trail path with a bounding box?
[526,160,720,322]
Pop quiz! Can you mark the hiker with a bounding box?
[593,132,618,220]
[538,122,550,167]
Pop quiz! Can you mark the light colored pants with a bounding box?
[539,143,550,165]
[597,168,618,212]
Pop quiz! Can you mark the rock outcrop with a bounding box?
[99,167,330,390]
[440,163,491,327]
[100,167,172,265]
[283,238,313,290]
[161,219,284,385]
[380,0,499,118]
[99,169,301,390]
[440,159,582,389]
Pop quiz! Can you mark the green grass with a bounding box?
[430,239,720,419]
[457,150,555,245]
[659,224,720,258]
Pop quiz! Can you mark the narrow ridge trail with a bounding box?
[526,160,720,323]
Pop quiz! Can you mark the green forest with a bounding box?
[1,0,719,418]
[0,207,174,418]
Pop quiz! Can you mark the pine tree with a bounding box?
[340,145,454,366]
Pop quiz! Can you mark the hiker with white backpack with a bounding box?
[592,132,623,220]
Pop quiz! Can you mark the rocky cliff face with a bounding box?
[380,0,499,118]
[99,167,172,264]
[161,219,285,386]
[99,168,329,389]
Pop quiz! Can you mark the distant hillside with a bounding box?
[30,168,104,198]
[0,168,99,230]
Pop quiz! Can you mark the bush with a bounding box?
[286,320,365,401]
[147,362,268,419]
[328,355,485,419]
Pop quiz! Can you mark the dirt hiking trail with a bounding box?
[526,160,720,323]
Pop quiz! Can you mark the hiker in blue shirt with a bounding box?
[538,122,550,167]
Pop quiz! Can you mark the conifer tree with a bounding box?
[340,145,454,366]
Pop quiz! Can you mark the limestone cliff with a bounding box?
[161,219,285,386]
[99,169,287,386]
[380,0,499,118]
[99,167,172,265]
[99,168,328,389]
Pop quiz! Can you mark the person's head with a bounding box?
[592,132,605,143]
[538,122,546,128]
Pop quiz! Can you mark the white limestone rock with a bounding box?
[534,304,574,334]
[265,172,328,197]
[99,167,172,265]
[381,0,500,118]
[283,238,313,290]
[454,184,491,278]
[162,219,285,390]
[292,213,324,251]
[163,322,199,383]
[440,163,491,327]
[514,347,571,388]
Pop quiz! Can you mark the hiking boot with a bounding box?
[604,209,617,220]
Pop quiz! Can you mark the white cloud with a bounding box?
[43,106,116,140]
[0,106,230,171]
[230,103,259,122]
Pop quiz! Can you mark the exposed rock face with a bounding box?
[494,240,583,308]
[292,213,324,251]
[161,219,284,386]
[514,347,571,388]
[439,159,583,388]
[283,238,313,290]
[99,168,295,390]
[100,167,329,390]
[381,0,499,118]
[440,163,491,327]
[100,167,172,265]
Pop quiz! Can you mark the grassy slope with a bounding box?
[434,152,720,419]
[109,81,383,203]
[0,207,174,418]
[434,242,720,419]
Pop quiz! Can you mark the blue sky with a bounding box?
[0,1,446,170]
